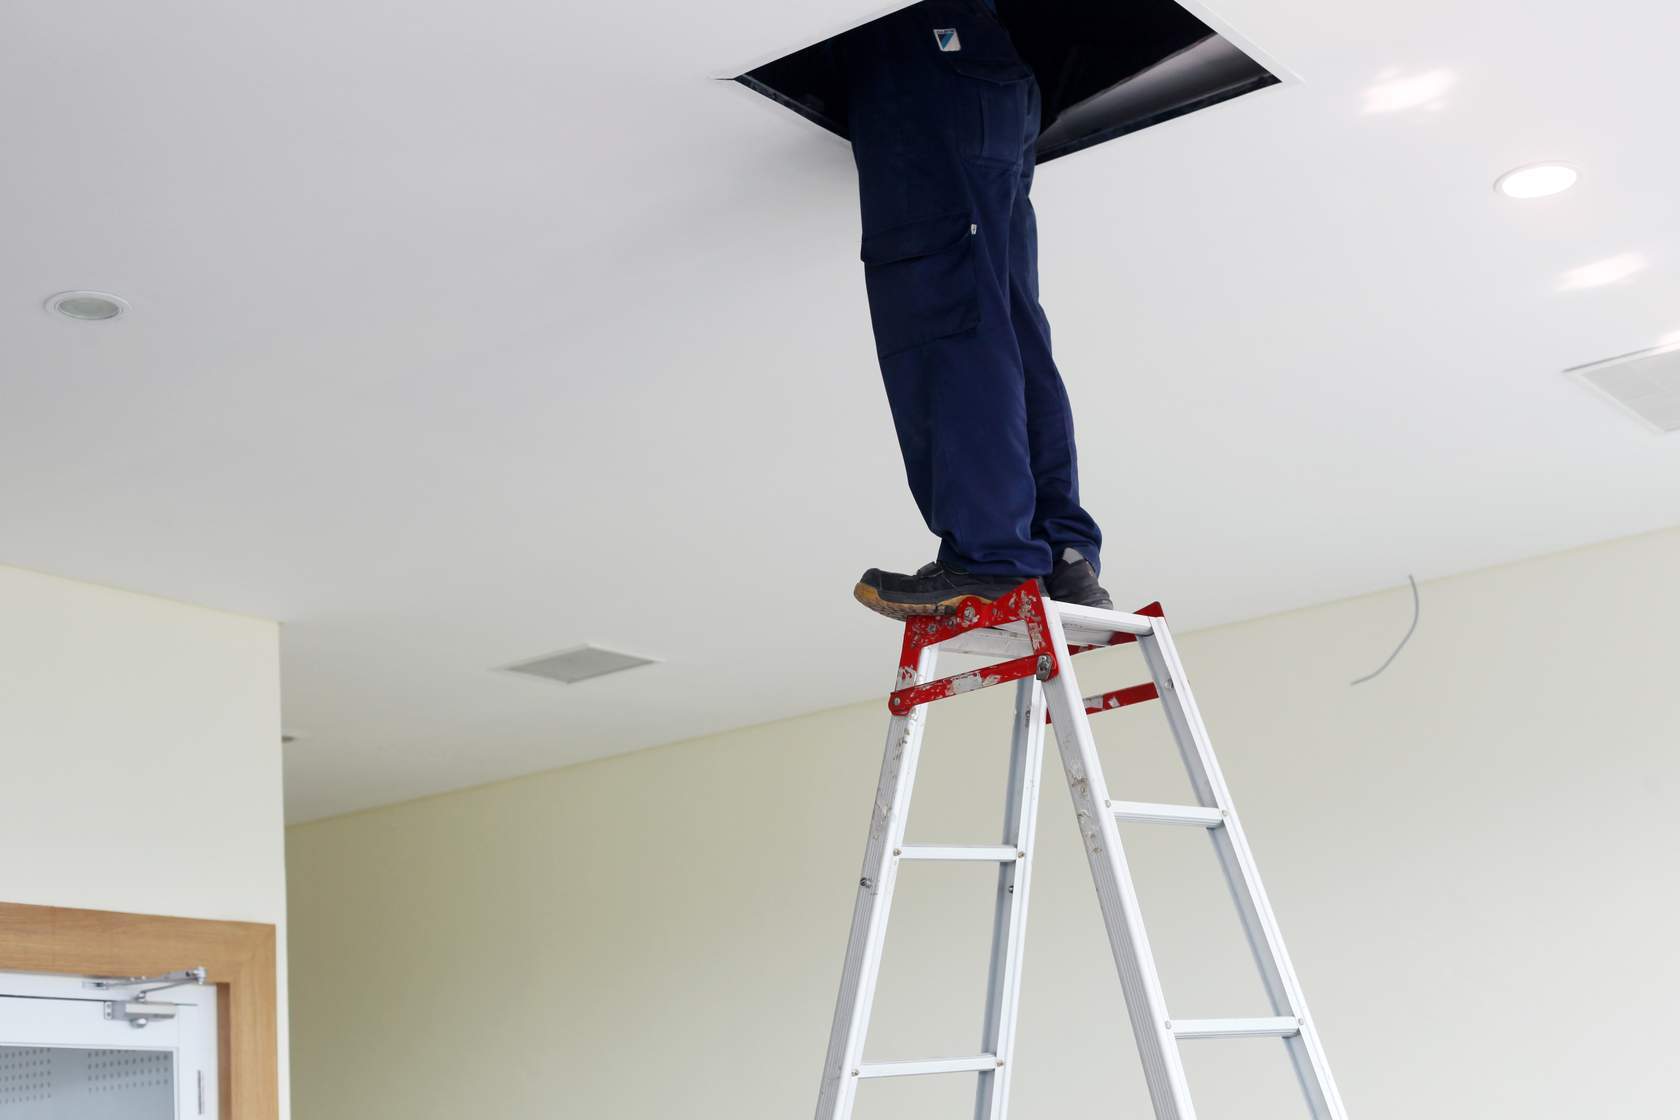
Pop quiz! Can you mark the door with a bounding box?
[0,971,217,1119]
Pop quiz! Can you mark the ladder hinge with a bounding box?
[888,580,1057,714]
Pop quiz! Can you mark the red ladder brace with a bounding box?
[887,578,1168,718]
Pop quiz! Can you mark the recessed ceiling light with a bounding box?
[45,290,128,321]
[1495,162,1578,199]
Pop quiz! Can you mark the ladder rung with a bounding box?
[856,1054,1000,1078]
[1047,682,1161,724]
[1084,682,1161,715]
[1108,801,1225,828]
[897,845,1022,862]
[1168,1017,1301,1040]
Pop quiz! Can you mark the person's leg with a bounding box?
[1007,79,1105,577]
[845,1,1050,590]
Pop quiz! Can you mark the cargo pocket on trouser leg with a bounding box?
[860,211,980,359]
[936,26,1035,166]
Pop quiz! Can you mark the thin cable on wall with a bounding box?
[1351,575,1420,685]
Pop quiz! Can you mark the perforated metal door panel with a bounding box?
[0,1045,174,1118]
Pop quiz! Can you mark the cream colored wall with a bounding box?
[286,528,1680,1118]
[0,564,291,1119]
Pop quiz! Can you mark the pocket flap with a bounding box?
[943,54,1033,84]
[860,212,974,265]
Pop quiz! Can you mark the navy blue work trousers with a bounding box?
[846,0,1102,579]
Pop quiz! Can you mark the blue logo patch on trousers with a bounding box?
[933,28,962,52]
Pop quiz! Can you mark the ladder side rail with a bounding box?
[1134,628,1287,999]
[814,644,941,1120]
[1138,620,1349,1120]
[973,679,1050,1120]
[1039,602,1197,1120]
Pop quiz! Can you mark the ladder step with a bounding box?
[857,1055,1001,1079]
[897,844,1022,862]
[1053,600,1162,633]
[1108,800,1225,828]
[1168,1017,1302,1040]
[941,605,1158,658]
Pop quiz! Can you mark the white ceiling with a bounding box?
[4,0,1678,822]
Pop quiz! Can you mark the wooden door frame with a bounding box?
[0,900,278,1119]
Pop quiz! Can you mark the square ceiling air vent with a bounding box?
[503,645,657,685]
[738,0,1280,163]
[1567,344,1680,433]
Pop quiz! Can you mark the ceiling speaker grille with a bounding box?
[504,646,656,685]
[1568,344,1680,433]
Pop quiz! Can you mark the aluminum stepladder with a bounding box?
[814,580,1348,1120]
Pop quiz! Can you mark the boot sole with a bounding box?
[853,582,1002,622]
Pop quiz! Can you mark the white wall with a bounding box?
[285,527,1680,1118]
[0,564,290,1119]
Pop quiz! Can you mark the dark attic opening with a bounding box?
[738,0,1279,164]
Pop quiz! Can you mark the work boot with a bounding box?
[1045,549,1113,610]
[854,562,1023,621]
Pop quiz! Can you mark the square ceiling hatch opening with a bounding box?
[738,0,1280,163]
